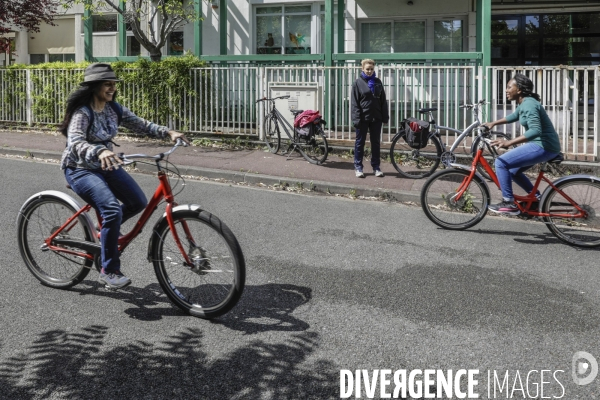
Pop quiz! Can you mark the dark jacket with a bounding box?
[351,75,389,127]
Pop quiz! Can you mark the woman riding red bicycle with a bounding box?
[58,63,190,289]
[482,73,561,215]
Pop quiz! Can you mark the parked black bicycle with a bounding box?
[258,95,329,165]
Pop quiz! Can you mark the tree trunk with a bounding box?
[150,51,162,62]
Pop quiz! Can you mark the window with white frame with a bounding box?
[30,54,75,64]
[360,17,465,53]
[49,54,75,62]
[125,22,141,56]
[256,5,312,54]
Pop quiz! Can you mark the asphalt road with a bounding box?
[1,156,599,399]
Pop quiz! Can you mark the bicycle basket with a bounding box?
[404,118,430,149]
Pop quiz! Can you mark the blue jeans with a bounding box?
[65,167,147,273]
[354,120,382,171]
[494,142,560,201]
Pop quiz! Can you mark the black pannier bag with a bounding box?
[403,117,430,149]
[296,118,320,139]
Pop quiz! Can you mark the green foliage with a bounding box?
[2,54,207,128]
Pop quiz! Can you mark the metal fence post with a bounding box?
[257,66,265,140]
[26,69,33,126]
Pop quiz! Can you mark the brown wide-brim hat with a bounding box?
[80,63,121,85]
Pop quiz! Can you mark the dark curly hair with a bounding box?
[511,73,541,102]
[59,82,119,137]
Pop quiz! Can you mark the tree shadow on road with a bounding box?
[0,326,338,399]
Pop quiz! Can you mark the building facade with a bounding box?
[2,0,599,67]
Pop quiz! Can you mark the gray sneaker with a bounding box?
[99,272,132,289]
[355,169,365,178]
[374,169,384,177]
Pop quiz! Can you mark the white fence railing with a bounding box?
[1,65,598,159]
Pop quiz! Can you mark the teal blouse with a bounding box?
[505,97,561,153]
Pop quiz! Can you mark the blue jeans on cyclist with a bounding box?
[354,120,382,174]
[491,142,559,214]
[64,167,147,274]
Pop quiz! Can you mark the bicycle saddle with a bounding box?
[548,153,564,164]
[418,108,437,113]
[291,109,304,115]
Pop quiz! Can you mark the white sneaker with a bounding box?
[99,272,132,289]
[355,170,365,178]
[374,169,384,177]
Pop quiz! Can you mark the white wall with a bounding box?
[93,34,118,57]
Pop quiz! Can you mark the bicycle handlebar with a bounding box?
[459,99,487,110]
[256,95,290,103]
[119,138,188,165]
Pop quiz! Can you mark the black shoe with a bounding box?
[488,201,520,215]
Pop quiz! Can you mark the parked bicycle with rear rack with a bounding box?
[16,139,246,319]
[390,99,514,179]
[258,95,329,165]
[420,127,600,247]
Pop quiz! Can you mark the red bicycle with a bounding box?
[420,128,600,247]
[16,139,246,318]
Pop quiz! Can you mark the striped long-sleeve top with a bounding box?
[60,102,169,170]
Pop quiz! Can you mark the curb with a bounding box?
[0,146,422,204]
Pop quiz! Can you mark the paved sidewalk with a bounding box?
[0,130,432,202]
[1,129,597,204]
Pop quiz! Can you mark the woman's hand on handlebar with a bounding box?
[481,122,495,131]
[168,130,191,146]
[98,149,124,170]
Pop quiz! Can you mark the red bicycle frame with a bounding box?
[453,147,588,219]
[44,170,194,265]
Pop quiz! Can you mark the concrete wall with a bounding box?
[28,18,76,54]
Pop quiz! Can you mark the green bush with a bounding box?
[3,54,207,129]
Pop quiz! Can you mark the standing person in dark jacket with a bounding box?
[351,58,389,178]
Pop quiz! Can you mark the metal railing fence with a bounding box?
[1,64,598,159]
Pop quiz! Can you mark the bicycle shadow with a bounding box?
[70,281,313,332]
[214,283,312,334]
[458,227,600,249]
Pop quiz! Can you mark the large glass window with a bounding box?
[256,5,312,54]
[394,21,425,52]
[492,11,600,66]
[168,31,184,55]
[361,22,391,53]
[434,20,463,52]
[49,54,75,62]
[30,54,45,65]
[359,18,463,53]
[92,14,118,32]
[127,36,141,56]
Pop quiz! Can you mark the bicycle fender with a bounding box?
[147,204,203,262]
[448,163,487,182]
[539,174,600,206]
[391,131,405,142]
[17,190,97,243]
